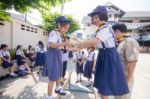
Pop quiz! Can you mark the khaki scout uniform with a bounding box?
[115,37,140,99]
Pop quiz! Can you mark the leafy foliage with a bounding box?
[0,0,71,21]
[42,12,80,35]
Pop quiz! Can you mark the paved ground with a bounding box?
[0,54,150,99]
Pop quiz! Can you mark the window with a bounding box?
[35,28,37,33]
[140,20,150,22]
[21,24,25,30]
[31,27,34,32]
[26,26,30,31]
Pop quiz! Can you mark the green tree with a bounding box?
[42,12,80,35]
[0,0,71,21]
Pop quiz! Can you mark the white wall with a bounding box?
[0,19,48,49]
[12,19,48,48]
[0,21,12,47]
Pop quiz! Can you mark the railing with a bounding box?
[124,22,150,29]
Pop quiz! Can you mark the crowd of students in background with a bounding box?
[0,40,47,78]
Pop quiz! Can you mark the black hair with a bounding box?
[38,41,44,48]
[112,23,127,33]
[28,45,32,50]
[16,45,21,51]
[56,22,70,28]
[0,44,8,49]
[98,13,108,21]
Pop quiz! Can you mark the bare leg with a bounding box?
[101,95,108,99]
[56,79,60,87]
[10,65,16,74]
[48,81,55,96]
[24,63,31,73]
[114,96,122,99]
[8,67,11,74]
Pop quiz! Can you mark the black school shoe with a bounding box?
[55,89,66,95]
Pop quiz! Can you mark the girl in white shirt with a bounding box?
[42,16,71,99]
[16,45,31,73]
[71,5,129,99]
[83,47,96,87]
[0,44,18,77]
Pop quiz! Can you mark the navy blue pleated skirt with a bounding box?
[2,60,13,69]
[93,48,129,96]
[76,59,83,74]
[42,48,63,81]
[16,55,26,66]
[84,61,93,78]
[35,52,45,66]
[27,53,35,62]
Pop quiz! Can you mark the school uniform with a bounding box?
[27,50,35,62]
[84,51,95,78]
[93,24,129,96]
[115,37,140,99]
[0,50,13,69]
[42,30,63,81]
[62,51,69,78]
[16,49,26,66]
[76,51,86,74]
[35,46,46,66]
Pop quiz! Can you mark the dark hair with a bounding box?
[98,13,108,21]
[16,45,21,51]
[56,22,70,28]
[112,23,127,33]
[28,45,32,50]
[0,44,8,49]
[38,41,44,48]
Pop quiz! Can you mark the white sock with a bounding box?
[55,86,61,91]
[10,73,14,75]
[47,96,53,99]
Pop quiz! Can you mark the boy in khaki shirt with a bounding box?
[112,23,140,99]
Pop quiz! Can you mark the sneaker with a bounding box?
[55,89,66,95]
[10,73,18,78]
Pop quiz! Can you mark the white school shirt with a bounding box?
[62,52,69,62]
[16,49,24,56]
[87,52,96,61]
[76,51,86,60]
[48,30,63,44]
[35,45,46,53]
[27,49,34,54]
[96,25,116,48]
[0,50,10,58]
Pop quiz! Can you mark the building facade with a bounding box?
[81,2,150,42]
[0,13,48,49]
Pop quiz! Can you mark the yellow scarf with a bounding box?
[118,33,130,42]
[95,22,107,36]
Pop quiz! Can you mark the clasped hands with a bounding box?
[65,39,82,51]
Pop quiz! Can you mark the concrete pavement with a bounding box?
[0,54,150,99]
